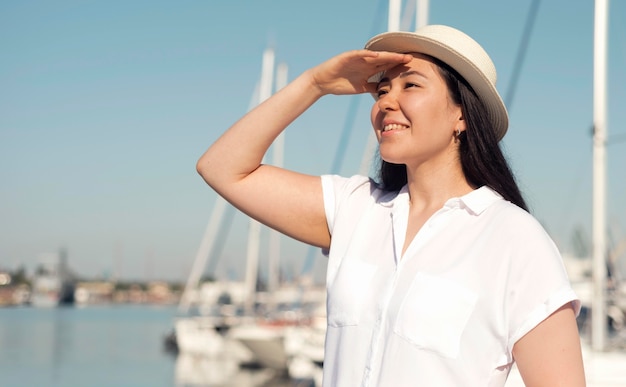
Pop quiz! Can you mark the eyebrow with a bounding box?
[379,70,428,84]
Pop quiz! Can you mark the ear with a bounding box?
[457,115,467,132]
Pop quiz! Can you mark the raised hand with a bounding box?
[307,50,412,96]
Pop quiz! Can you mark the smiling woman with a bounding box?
[196,23,586,386]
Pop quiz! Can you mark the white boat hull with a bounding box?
[174,316,255,363]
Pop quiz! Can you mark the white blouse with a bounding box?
[321,174,579,387]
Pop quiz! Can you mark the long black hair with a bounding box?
[375,56,528,212]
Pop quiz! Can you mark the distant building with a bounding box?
[31,248,76,307]
[74,281,115,304]
[0,270,31,306]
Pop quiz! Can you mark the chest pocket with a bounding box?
[327,259,377,327]
[394,271,477,359]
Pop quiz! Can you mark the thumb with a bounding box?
[362,81,379,95]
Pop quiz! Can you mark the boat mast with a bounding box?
[592,0,609,352]
[267,62,288,310]
[244,47,275,315]
[178,196,230,314]
[388,0,401,32]
[415,0,429,29]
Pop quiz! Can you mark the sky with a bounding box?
[1,0,625,283]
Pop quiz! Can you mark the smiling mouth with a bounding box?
[382,123,409,132]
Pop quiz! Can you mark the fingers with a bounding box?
[361,50,412,65]
[354,50,412,80]
[311,50,412,96]
[359,51,412,92]
[362,81,379,95]
[364,51,412,74]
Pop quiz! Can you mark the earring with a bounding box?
[456,128,461,137]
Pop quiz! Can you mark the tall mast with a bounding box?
[178,196,230,314]
[416,0,429,30]
[244,47,275,315]
[388,0,401,32]
[267,62,288,309]
[592,0,609,352]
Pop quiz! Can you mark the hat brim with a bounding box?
[365,30,508,141]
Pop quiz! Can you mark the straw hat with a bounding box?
[365,24,509,141]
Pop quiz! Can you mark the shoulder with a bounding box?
[321,174,371,192]
[463,187,559,259]
[492,201,552,243]
[321,174,394,203]
[467,187,549,242]
[321,174,399,234]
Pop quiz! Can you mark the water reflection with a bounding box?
[0,306,178,386]
[50,307,73,383]
[0,306,320,386]
[174,353,304,387]
[175,354,267,386]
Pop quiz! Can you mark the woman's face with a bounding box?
[370,53,464,170]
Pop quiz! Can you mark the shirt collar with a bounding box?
[449,185,503,215]
[379,185,503,215]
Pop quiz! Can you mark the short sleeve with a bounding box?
[320,174,371,236]
[504,210,581,352]
[320,174,373,257]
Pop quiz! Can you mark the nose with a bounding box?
[376,91,399,112]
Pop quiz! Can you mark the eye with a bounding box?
[376,86,389,98]
[404,82,419,89]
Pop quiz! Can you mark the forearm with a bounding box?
[196,69,323,191]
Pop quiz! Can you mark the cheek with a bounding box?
[370,105,381,130]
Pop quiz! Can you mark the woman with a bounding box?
[197,25,585,386]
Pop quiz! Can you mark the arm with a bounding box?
[512,303,586,386]
[196,50,412,249]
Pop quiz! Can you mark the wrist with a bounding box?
[300,69,326,99]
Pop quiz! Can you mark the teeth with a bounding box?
[382,124,408,132]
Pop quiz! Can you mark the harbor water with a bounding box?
[0,305,293,387]
[3,304,626,386]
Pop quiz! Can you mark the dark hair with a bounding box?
[375,57,528,212]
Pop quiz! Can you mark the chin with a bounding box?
[379,156,404,165]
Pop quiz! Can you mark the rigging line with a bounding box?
[555,144,590,245]
[330,96,362,174]
[608,132,626,145]
[206,204,236,276]
[504,0,541,110]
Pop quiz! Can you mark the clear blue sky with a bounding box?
[1,0,625,282]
